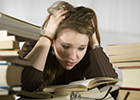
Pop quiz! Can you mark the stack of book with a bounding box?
[0,30,24,99]
[106,42,140,100]
[0,12,43,41]
[0,12,43,99]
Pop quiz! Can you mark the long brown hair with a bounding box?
[42,1,101,85]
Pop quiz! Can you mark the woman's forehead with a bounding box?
[56,29,89,45]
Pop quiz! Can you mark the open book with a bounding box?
[43,77,118,92]
[15,78,118,99]
[16,86,115,99]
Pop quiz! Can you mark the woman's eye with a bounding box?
[62,45,70,49]
[78,47,85,51]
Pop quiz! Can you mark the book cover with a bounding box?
[0,95,15,100]
[112,61,140,67]
[0,49,23,58]
[0,39,19,49]
[0,12,44,41]
[0,30,8,37]
[0,64,23,87]
[106,42,140,52]
[119,87,140,100]
[110,52,140,62]
[118,66,140,89]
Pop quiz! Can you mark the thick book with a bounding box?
[109,52,140,63]
[112,61,140,67]
[0,88,9,95]
[0,39,19,49]
[106,42,140,55]
[0,35,16,41]
[118,66,140,89]
[0,12,44,41]
[0,86,21,95]
[0,35,19,49]
[0,58,32,67]
[0,30,8,37]
[106,42,140,63]
[106,47,140,56]
[0,95,15,100]
[119,87,140,100]
[0,63,23,86]
[0,49,23,58]
[43,77,118,92]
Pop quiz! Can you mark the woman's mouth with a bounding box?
[65,61,75,66]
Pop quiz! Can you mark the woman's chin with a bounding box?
[63,66,74,70]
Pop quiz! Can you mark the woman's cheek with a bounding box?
[57,49,67,59]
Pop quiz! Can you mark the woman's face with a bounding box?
[53,28,89,70]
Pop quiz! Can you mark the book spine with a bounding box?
[118,66,140,69]
[0,49,20,51]
[0,86,10,89]
[119,86,140,90]
[0,63,10,65]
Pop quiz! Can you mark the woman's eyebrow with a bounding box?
[79,45,88,47]
[61,41,88,47]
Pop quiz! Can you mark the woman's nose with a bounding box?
[68,49,77,60]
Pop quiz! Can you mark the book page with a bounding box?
[68,78,93,87]
[44,85,69,92]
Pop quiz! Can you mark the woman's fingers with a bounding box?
[53,9,67,20]
[51,9,67,25]
[45,9,67,38]
[91,19,95,27]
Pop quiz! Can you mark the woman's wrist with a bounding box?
[40,35,53,45]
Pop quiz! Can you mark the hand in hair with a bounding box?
[90,19,99,47]
[45,9,67,39]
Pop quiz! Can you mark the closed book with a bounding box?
[0,88,9,95]
[0,95,14,100]
[0,39,19,49]
[112,61,140,67]
[0,12,43,41]
[0,60,8,63]
[0,63,23,87]
[0,49,23,58]
[106,42,140,55]
[109,52,140,63]
[106,42,140,63]
[119,87,140,100]
[118,66,140,89]
[0,30,8,37]
[0,59,32,67]
[0,36,16,41]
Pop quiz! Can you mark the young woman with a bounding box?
[21,1,118,92]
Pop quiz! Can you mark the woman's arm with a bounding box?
[24,9,67,71]
[84,19,118,78]
[89,47,118,78]
[21,9,67,92]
